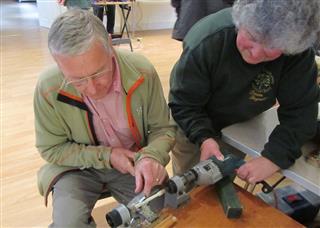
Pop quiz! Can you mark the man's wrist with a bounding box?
[197,135,220,148]
[195,131,221,148]
[135,153,161,165]
[198,136,210,148]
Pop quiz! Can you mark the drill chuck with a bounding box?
[167,179,178,194]
[106,204,131,227]
[167,169,198,193]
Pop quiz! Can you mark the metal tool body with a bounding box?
[167,154,244,195]
[106,189,165,227]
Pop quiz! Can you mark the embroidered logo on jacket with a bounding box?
[249,70,274,102]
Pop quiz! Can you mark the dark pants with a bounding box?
[94,5,115,34]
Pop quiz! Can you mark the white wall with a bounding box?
[37,0,66,28]
[36,0,176,31]
[130,0,176,31]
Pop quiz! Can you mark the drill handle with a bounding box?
[234,158,245,169]
[208,152,245,177]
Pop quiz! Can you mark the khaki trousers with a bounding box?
[49,168,136,228]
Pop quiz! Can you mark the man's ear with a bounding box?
[108,34,113,47]
[52,54,62,69]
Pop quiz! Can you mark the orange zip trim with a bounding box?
[126,76,144,149]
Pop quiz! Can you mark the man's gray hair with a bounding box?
[48,9,110,56]
[232,0,320,54]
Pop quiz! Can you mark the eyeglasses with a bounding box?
[65,64,113,88]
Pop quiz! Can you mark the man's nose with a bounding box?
[86,78,97,95]
[250,46,264,60]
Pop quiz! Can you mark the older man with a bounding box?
[169,0,320,182]
[34,9,175,227]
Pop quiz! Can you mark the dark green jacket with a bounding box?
[169,9,319,169]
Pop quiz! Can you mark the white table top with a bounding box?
[221,105,320,195]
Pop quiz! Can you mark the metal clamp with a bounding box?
[259,176,286,194]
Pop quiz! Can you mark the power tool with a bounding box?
[166,154,245,194]
[106,153,246,227]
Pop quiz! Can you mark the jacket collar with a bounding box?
[114,49,142,94]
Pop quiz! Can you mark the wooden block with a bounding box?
[215,176,243,218]
[152,214,178,228]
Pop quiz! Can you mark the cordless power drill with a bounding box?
[166,153,245,194]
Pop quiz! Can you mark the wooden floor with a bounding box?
[2,1,295,227]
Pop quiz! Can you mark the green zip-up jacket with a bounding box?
[169,9,319,169]
[34,49,176,205]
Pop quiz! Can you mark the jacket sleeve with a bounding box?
[134,67,176,166]
[261,49,319,169]
[171,0,181,8]
[34,80,112,170]
[169,43,221,147]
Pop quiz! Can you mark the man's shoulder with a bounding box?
[36,65,64,93]
[280,48,316,72]
[38,65,63,85]
[116,49,153,67]
[116,49,156,77]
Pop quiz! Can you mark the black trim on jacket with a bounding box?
[57,93,99,145]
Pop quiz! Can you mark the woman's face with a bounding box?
[236,28,282,64]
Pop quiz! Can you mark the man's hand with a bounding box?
[134,158,168,196]
[236,157,280,183]
[110,148,135,176]
[200,138,224,161]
